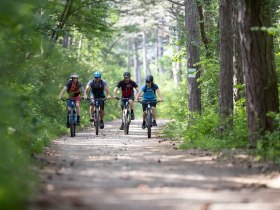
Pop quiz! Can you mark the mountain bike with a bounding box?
[139,100,161,138]
[89,98,106,135]
[62,98,77,137]
[116,97,133,135]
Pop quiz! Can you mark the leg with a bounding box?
[152,107,157,126]
[129,100,135,120]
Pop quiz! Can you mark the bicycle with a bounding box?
[139,100,161,138]
[115,97,133,135]
[89,98,106,135]
[62,98,77,137]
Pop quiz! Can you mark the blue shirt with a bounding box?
[141,83,159,101]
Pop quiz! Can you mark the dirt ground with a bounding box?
[29,120,280,210]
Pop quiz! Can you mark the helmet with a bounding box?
[145,75,153,83]
[71,73,79,78]
[93,71,102,78]
[123,72,131,77]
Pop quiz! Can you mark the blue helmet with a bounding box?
[93,71,102,78]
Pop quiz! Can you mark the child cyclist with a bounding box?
[136,75,163,129]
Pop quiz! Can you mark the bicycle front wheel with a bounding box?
[147,110,152,138]
[70,110,76,137]
[95,109,99,135]
[124,109,129,135]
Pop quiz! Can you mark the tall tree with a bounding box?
[184,0,202,113]
[233,0,244,101]
[218,0,233,131]
[239,0,279,146]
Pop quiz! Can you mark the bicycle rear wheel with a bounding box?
[147,110,152,138]
[95,109,99,135]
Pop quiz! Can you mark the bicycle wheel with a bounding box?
[70,109,75,137]
[95,109,99,135]
[147,109,152,138]
[124,109,129,135]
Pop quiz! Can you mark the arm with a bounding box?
[113,87,119,98]
[136,90,143,101]
[104,86,111,98]
[85,85,91,98]
[59,86,67,99]
[156,89,163,101]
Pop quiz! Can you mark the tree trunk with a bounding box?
[157,18,164,73]
[233,0,244,101]
[239,0,279,146]
[184,0,202,113]
[142,30,148,77]
[133,38,141,85]
[127,37,132,72]
[218,0,234,132]
[196,1,210,57]
[51,0,74,42]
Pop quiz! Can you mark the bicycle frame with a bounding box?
[141,100,158,138]
[122,98,132,135]
[91,98,106,135]
[65,99,77,137]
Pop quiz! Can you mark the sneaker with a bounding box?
[120,123,124,130]
[142,121,146,129]
[152,120,157,126]
[100,121,104,129]
[131,112,135,120]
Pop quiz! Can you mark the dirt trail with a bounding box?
[29,120,280,210]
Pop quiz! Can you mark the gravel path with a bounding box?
[29,120,280,210]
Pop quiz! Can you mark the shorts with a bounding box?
[90,98,105,110]
[142,101,157,112]
[121,96,135,108]
[67,96,80,107]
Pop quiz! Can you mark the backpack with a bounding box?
[66,80,81,93]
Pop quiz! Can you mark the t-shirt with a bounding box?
[141,83,159,101]
[116,80,138,98]
[66,80,84,97]
[87,79,108,98]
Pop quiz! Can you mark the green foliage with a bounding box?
[162,98,248,151]
[257,112,280,164]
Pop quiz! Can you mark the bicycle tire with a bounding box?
[95,109,99,135]
[70,109,75,137]
[124,109,129,135]
[147,109,152,138]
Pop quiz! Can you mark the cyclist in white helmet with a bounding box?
[59,73,86,127]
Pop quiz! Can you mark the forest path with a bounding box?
[29,120,280,210]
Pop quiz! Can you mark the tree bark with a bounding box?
[142,30,149,77]
[218,0,234,131]
[133,38,141,85]
[184,0,202,113]
[51,0,74,42]
[196,1,210,57]
[233,0,244,101]
[127,37,132,72]
[239,0,279,146]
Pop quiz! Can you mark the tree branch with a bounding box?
[166,0,184,7]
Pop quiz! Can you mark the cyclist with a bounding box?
[85,71,111,129]
[113,72,140,130]
[59,73,86,127]
[136,75,163,129]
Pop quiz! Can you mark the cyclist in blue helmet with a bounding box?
[85,71,111,129]
[136,75,163,129]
